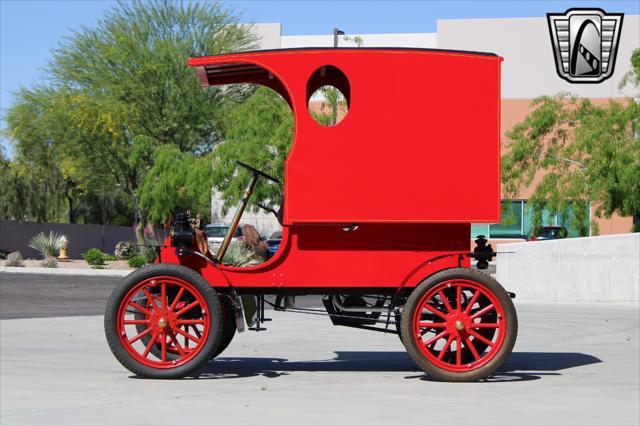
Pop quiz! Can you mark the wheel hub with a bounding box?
[158,318,168,328]
[454,319,465,331]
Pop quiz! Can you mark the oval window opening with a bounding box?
[307,66,350,126]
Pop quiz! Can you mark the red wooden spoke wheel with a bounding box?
[400,268,517,382]
[104,264,223,379]
[118,276,210,368]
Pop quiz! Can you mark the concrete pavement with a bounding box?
[1,302,638,425]
[0,273,121,319]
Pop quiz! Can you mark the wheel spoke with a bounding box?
[175,300,200,317]
[142,288,157,310]
[425,330,449,346]
[470,303,495,320]
[418,321,447,329]
[128,301,152,316]
[423,303,448,320]
[161,332,167,362]
[437,335,455,361]
[471,322,500,328]
[123,319,150,325]
[456,337,462,366]
[438,290,454,313]
[142,332,160,357]
[465,336,481,360]
[469,330,494,347]
[175,326,200,343]
[167,330,187,356]
[456,285,462,310]
[128,326,152,344]
[169,287,185,311]
[191,325,202,338]
[161,281,167,311]
[464,290,481,315]
[176,319,206,325]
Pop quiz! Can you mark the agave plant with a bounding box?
[28,231,66,258]
[222,242,259,267]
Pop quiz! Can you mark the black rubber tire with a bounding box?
[400,268,517,382]
[104,263,224,379]
[212,297,237,358]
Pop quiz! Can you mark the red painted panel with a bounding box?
[189,49,502,224]
[159,223,470,289]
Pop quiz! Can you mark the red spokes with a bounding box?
[412,279,506,372]
[116,276,210,369]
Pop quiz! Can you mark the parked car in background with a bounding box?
[528,226,568,241]
[267,230,282,256]
[205,223,269,260]
[205,223,243,252]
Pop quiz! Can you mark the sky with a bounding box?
[1,0,639,156]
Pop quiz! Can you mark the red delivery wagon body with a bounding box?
[104,48,517,382]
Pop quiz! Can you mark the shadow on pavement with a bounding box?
[176,351,602,381]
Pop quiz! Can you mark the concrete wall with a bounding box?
[497,233,640,302]
[0,220,136,259]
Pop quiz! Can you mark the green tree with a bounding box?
[138,145,215,224]
[4,1,255,235]
[2,89,69,222]
[211,87,294,215]
[502,49,640,235]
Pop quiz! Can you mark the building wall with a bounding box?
[437,16,639,99]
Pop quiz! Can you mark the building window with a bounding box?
[471,200,591,239]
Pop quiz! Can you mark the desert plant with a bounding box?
[28,231,65,258]
[114,241,139,260]
[6,251,24,267]
[127,255,146,268]
[82,248,105,268]
[41,256,58,268]
[222,242,258,267]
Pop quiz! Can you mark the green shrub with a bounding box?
[102,253,117,261]
[82,248,105,268]
[28,231,66,258]
[114,241,139,260]
[6,251,24,267]
[128,255,147,268]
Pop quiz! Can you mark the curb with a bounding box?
[0,266,131,277]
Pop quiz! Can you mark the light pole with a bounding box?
[333,28,345,47]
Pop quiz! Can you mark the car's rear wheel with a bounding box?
[400,268,517,382]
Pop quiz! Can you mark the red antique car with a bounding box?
[104,48,517,382]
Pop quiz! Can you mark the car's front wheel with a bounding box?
[104,264,223,379]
